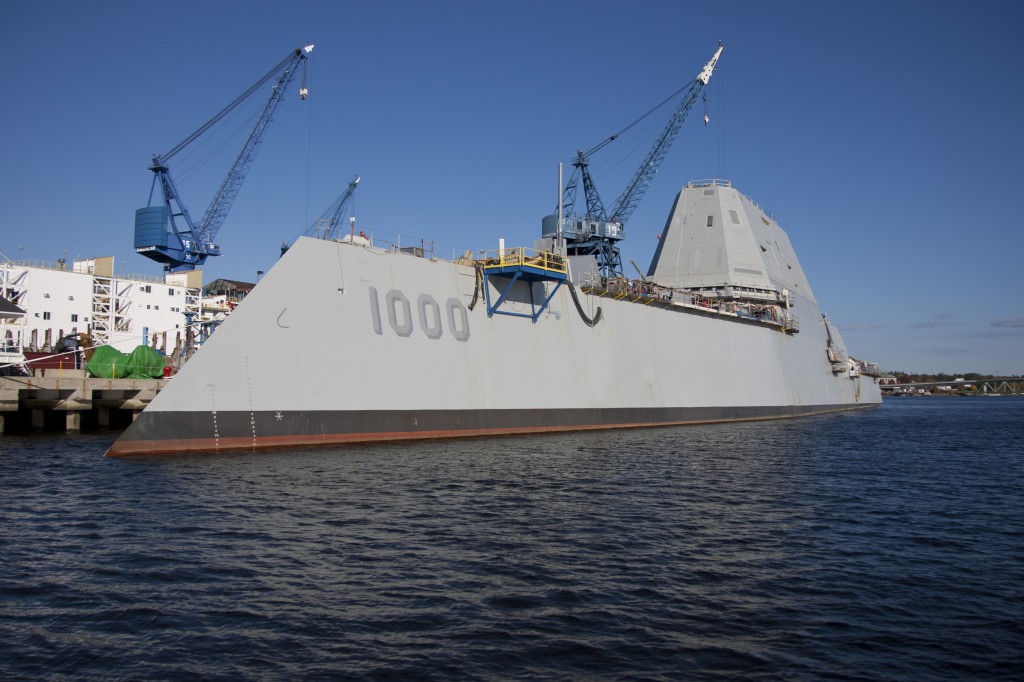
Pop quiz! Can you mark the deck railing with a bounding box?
[479,247,567,275]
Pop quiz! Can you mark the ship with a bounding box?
[106,178,881,456]
[106,43,881,455]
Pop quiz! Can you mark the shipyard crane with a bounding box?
[134,43,314,272]
[279,175,362,258]
[310,175,361,241]
[545,42,723,278]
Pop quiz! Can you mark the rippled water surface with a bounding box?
[2,397,1022,680]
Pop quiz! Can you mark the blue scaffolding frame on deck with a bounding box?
[481,248,568,323]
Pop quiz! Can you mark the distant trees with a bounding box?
[888,371,1022,383]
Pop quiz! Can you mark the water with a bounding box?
[2,398,1021,680]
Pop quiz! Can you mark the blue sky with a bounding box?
[2,1,1022,374]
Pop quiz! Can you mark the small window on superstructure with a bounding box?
[729,209,740,224]
[706,215,714,227]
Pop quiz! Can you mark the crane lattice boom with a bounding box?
[545,43,723,278]
[609,43,721,225]
[307,175,361,241]
[134,43,314,272]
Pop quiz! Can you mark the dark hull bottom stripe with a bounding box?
[107,404,879,456]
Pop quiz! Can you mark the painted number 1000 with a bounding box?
[368,287,470,342]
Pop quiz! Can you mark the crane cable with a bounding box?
[303,56,315,234]
[160,49,306,164]
[717,61,726,179]
[583,78,696,159]
[176,108,261,185]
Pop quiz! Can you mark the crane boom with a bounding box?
[609,43,723,224]
[544,43,723,278]
[281,175,361,258]
[134,43,314,272]
[197,46,312,248]
[309,175,361,241]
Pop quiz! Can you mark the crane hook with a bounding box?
[300,54,310,100]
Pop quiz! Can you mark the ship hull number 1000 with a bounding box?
[368,287,470,341]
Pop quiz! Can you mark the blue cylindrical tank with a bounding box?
[134,207,170,250]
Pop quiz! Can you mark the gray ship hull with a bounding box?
[108,182,881,455]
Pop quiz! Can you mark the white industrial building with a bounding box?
[0,255,206,359]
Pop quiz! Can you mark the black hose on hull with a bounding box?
[468,263,483,311]
[568,281,602,327]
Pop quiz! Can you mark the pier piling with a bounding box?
[0,375,166,434]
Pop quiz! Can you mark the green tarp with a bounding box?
[86,345,166,379]
[86,345,124,378]
[124,345,166,379]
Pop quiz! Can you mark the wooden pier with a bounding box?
[0,371,166,433]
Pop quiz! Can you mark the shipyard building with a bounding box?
[0,255,245,366]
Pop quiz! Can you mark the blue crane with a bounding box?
[281,174,362,257]
[544,42,723,278]
[310,175,361,241]
[134,43,314,272]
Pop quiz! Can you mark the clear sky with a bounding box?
[2,0,1022,375]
